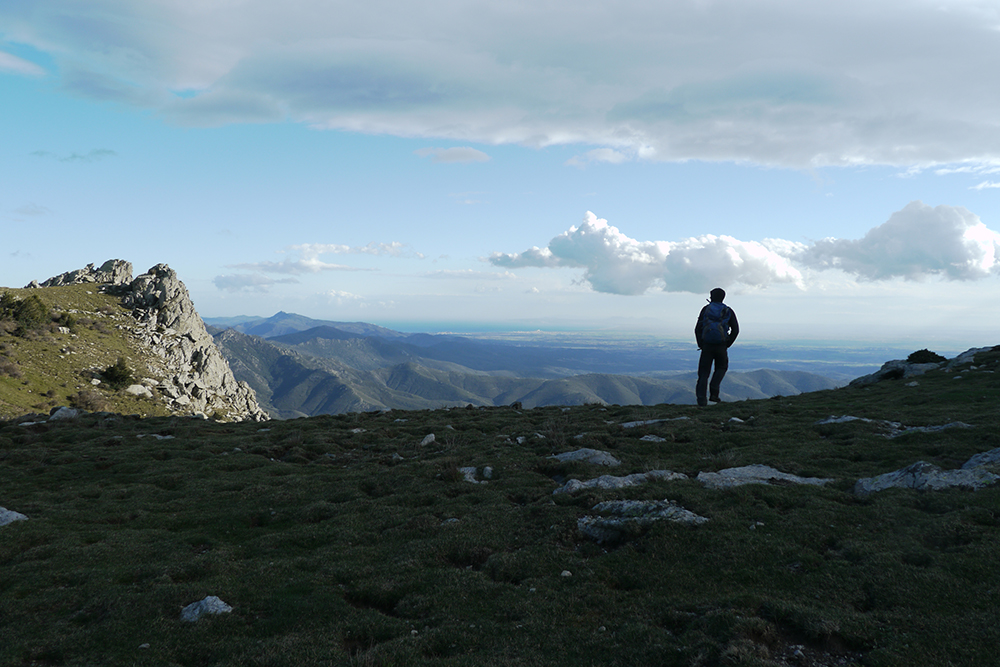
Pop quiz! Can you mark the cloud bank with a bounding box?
[490,203,1000,295]
[5,1,1000,166]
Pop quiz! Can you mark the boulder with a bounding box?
[553,470,687,495]
[855,461,999,496]
[180,595,233,622]
[549,448,621,467]
[697,464,833,490]
[0,507,28,527]
[578,499,708,543]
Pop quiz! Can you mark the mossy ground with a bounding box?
[2,349,1000,666]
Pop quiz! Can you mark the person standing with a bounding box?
[695,288,739,407]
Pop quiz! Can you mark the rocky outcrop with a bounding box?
[0,507,28,527]
[120,264,267,421]
[697,464,833,489]
[30,260,267,422]
[855,461,999,496]
[849,346,997,386]
[26,259,133,288]
[578,499,708,543]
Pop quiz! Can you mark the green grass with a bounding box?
[0,285,172,420]
[2,348,1000,666]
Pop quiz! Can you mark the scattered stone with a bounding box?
[855,461,999,496]
[697,465,833,490]
[549,448,621,467]
[482,466,494,480]
[962,447,1000,470]
[136,434,175,440]
[0,507,28,527]
[459,467,486,484]
[420,434,436,446]
[126,384,154,398]
[561,570,572,577]
[621,417,689,429]
[48,406,81,421]
[815,415,973,438]
[578,499,708,543]
[639,435,667,442]
[553,470,687,495]
[180,595,233,622]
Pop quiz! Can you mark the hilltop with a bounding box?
[2,344,999,665]
[0,261,265,422]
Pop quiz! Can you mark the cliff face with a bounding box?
[29,260,267,422]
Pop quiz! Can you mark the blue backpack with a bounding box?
[700,302,731,345]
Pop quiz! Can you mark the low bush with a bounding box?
[907,349,947,364]
[101,358,134,390]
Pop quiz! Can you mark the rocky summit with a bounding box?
[16,259,267,422]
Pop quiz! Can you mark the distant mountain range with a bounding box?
[206,312,842,418]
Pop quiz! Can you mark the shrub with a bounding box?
[70,389,110,412]
[907,349,947,364]
[0,293,51,334]
[0,358,22,379]
[101,358,134,390]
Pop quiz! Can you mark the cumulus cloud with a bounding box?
[8,1,1000,166]
[416,147,490,164]
[793,201,1000,281]
[490,212,803,295]
[490,203,1000,295]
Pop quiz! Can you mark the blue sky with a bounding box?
[3,0,1000,348]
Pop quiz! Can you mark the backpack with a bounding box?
[700,302,731,345]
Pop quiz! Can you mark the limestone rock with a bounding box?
[48,406,81,421]
[28,259,133,288]
[578,499,708,543]
[180,595,233,622]
[549,448,621,467]
[0,507,28,527]
[855,461,999,496]
[697,464,833,490]
[962,447,1000,470]
[553,470,687,495]
[119,264,267,422]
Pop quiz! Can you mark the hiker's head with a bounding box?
[709,288,726,303]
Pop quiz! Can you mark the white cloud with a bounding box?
[490,212,804,295]
[213,274,299,293]
[415,147,490,164]
[424,269,516,280]
[795,201,1000,281]
[565,148,630,167]
[971,181,1000,190]
[31,149,118,163]
[230,241,420,275]
[8,1,1000,166]
[0,50,45,76]
[490,203,1000,295]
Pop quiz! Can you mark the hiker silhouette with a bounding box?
[694,288,739,406]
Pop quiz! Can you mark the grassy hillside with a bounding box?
[2,346,999,665]
[0,285,173,420]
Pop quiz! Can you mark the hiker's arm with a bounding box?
[727,310,739,347]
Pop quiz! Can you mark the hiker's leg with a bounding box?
[696,349,712,406]
[709,345,729,399]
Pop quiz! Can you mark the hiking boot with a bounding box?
[709,395,722,403]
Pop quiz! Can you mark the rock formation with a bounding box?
[30,260,267,422]
[26,259,134,288]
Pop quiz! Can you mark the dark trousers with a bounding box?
[696,344,729,406]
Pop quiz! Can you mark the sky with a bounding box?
[3,0,1000,348]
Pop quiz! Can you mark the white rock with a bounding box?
[0,507,28,527]
[554,470,687,495]
[549,448,621,467]
[697,465,833,490]
[420,434,436,446]
[578,499,708,543]
[126,384,153,398]
[180,595,233,622]
[459,467,485,484]
[639,435,667,442]
[962,447,1000,470]
[48,407,81,421]
[855,461,999,496]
